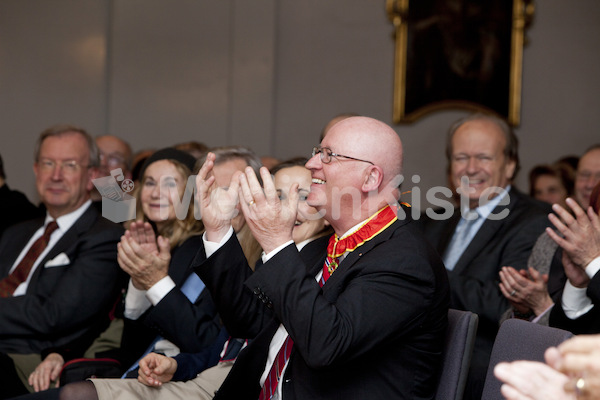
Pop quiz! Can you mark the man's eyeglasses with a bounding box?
[38,159,89,175]
[312,147,374,165]
[100,153,126,168]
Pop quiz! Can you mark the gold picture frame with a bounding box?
[386,0,534,126]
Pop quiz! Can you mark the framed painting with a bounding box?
[386,0,534,126]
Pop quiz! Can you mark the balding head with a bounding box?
[307,116,403,233]
[96,135,133,174]
[325,116,403,184]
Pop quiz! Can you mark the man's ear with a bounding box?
[86,167,99,191]
[505,159,517,181]
[362,166,383,193]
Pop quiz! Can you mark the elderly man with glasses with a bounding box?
[0,125,125,398]
[186,116,449,400]
[91,135,133,202]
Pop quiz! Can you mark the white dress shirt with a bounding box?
[561,256,600,319]
[10,200,92,297]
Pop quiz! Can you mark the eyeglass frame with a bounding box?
[100,152,127,168]
[37,158,91,175]
[311,146,374,165]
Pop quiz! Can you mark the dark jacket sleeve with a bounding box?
[130,236,221,353]
[194,235,271,339]
[171,327,230,381]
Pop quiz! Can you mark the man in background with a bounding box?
[92,135,133,202]
[421,113,550,400]
[0,125,125,398]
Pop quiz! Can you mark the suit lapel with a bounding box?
[437,212,461,255]
[322,218,405,288]
[304,235,330,277]
[29,205,99,286]
[0,218,45,277]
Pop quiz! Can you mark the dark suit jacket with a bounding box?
[550,267,600,334]
[420,188,551,360]
[117,235,221,367]
[0,204,125,355]
[172,234,331,381]
[0,184,43,237]
[195,210,450,400]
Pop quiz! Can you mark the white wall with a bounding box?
[1,0,599,210]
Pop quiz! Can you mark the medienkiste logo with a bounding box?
[92,168,136,223]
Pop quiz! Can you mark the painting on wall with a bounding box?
[386,0,534,126]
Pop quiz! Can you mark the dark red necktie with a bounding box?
[258,206,398,400]
[0,221,58,297]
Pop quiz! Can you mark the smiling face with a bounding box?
[305,132,372,215]
[450,119,516,209]
[274,166,328,244]
[140,160,186,230]
[34,132,95,218]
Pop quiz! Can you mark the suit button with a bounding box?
[253,288,261,295]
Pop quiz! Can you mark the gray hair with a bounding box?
[34,124,99,168]
[196,145,262,178]
[445,113,520,179]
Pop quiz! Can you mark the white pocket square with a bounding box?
[44,252,70,267]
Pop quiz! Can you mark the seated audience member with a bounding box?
[18,148,222,398]
[197,146,263,268]
[494,334,600,400]
[95,135,133,180]
[57,157,333,400]
[545,182,600,334]
[193,117,449,399]
[91,135,133,200]
[498,149,600,327]
[0,153,43,236]
[573,144,600,209]
[420,113,551,400]
[498,230,566,325]
[0,125,125,399]
[529,162,575,209]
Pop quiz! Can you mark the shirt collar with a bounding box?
[460,185,511,220]
[45,200,92,232]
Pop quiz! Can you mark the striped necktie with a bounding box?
[0,221,58,297]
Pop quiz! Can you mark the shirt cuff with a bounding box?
[124,279,151,320]
[146,276,177,306]
[202,227,234,258]
[561,280,594,319]
[585,256,600,279]
[262,240,295,263]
